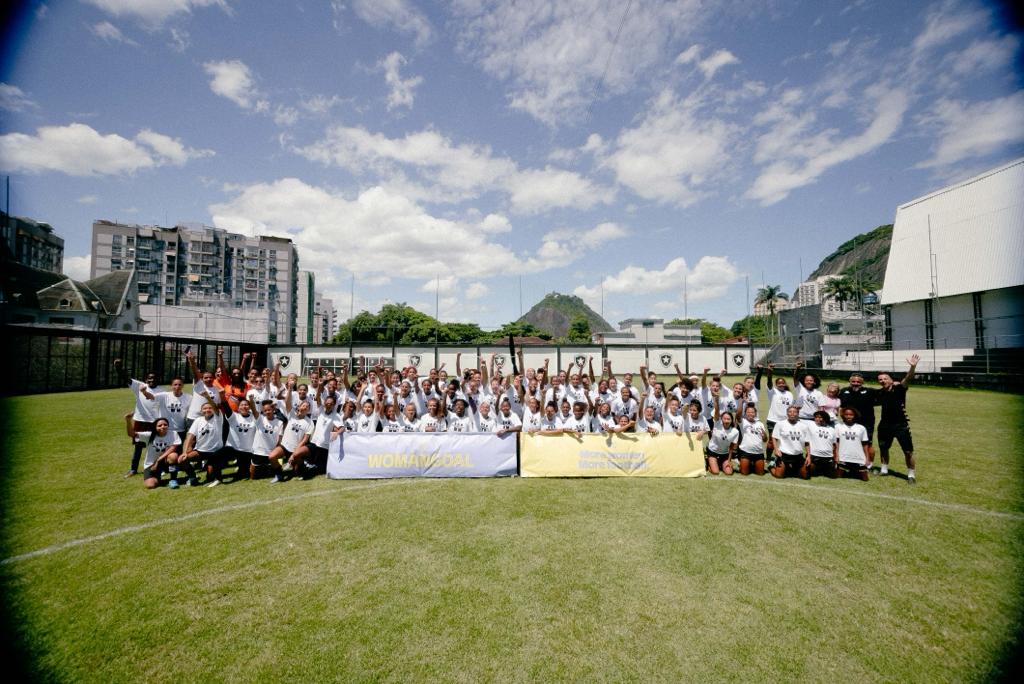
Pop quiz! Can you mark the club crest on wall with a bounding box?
[574,354,587,366]
[732,353,745,367]
[409,354,421,367]
[659,353,672,367]
[494,354,506,368]
[279,355,291,369]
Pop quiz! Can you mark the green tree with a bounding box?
[565,315,592,343]
[730,315,773,344]
[754,284,789,316]
[667,318,731,344]
[822,275,860,311]
[488,321,553,341]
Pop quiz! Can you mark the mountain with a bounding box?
[808,223,892,287]
[518,292,614,339]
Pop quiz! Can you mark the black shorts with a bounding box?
[839,461,867,471]
[250,454,270,465]
[738,450,764,461]
[142,464,161,480]
[705,448,731,461]
[878,423,913,452]
[811,455,836,468]
[780,453,805,469]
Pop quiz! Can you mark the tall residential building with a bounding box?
[296,270,316,344]
[91,220,299,343]
[1,214,64,273]
[314,296,336,344]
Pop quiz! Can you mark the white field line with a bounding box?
[4,476,1021,566]
[704,475,1024,521]
[1,479,428,566]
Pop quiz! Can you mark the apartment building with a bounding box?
[1,214,64,273]
[91,220,299,343]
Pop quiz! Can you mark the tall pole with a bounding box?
[519,276,523,318]
[600,280,604,320]
[434,275,439,347]
[683,276,688,320]
[349,274,354,321]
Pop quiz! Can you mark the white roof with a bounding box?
[881,158,1024,305]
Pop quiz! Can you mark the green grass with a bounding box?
[1,382,1022,682]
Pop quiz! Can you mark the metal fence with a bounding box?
[2,325,268,395]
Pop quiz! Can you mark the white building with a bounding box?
[295,270,316,344]
[139,303,274,343]
[593,318,701,345]
[314,296,336,344]
[880,157,1024,351]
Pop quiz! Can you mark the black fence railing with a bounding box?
[2,325,268,395]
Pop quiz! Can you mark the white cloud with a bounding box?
[674,44,701,65]
[452,0,704,125]
[348,0,433,47]
[379,52,423,110]
[203,59,266,110]
[915,92,1024,169]
[77,195,99,205]
[602,89,734,206]
[543,222,628,251]
[90,20,138,45]
[168,27,189,51]
[828,39,851,58]
[297,124,611,213]
[912,2,985,55]
[479,213,511,234]
[0,83,37,112]
[300,94,347,115]
[697,49,739,79]
[573,255,740,308]
[0,123,213,176]
[84,0,229,26]
[465,282,490,300]
[272,105,299,126]
[64,254,92,281]
[746,88,909,205]
[948,36,1019,76]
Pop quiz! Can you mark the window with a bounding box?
[59,298,72,309]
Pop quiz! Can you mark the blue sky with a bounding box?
[1,0,1022,328]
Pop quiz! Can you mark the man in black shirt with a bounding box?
[876,354,920,484]
[839,373,878,470]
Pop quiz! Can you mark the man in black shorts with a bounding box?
[876,355,919,484]
[839,372,878,470]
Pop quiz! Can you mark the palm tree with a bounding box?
[821,275,859,311]
[755,285,789,316]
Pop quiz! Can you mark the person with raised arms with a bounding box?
[114,357,161,478]
[661,396,686,433]
[182,390,225,487]
[250,400,284,481]
[793,359,824,425]
[355,396,383,433]
[636,400,663,436]
[139,375,190,446]
[185,350,221,433]
[639,364,667,421]
[379,403,404,433]
[522,396,544,433]
[877,355,921,483]
[683,400,707,440]
[838,372,878,470]
[398,401,421,432]
[763,363,794,464]
[277,400,315,481]
[307,395,343,475]
[218,394,258,483]
[706,388,738,475]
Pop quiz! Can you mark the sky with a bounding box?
[1,0,1022,329]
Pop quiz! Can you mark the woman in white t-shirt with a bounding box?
[636,403,663,435]
[125,415,181,489]
[307,395,343,476]
[836,407,871,481]
[661,397,685,434]
[769,406,811,479]
[183,393,225,487]
[522,397,543,433]
[275,400,315,482]
[736,404,768,476]
[250,399,284,480]
[220,395,258,483]
[807,410,839,479]
[399,402,421,432]
[591,400,617,433]
[496,398,522,435]
[419,398,447,433]
[706,391,738,475]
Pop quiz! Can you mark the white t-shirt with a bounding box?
[643,393,666,419]
[592,413,617,433]
[447,411,477,433]
[808,423,838,459]
[497,411,522,432]
[131,379,161,422]
[610,397,638,420]
[226,412,258,452]
[136,430,181,468]
[564,384,589,406]
[399,415,421,432]
[543,385,567,408]
[836,422,870,464]
[522,409,543,433]
[767,388,794,423]
[157,391,190,432]
[707,420,739,455]
[683,414,706,435]
[311,410,343,449]
[355,412,380,433]
[477,414,499,432]
[540,414,561,431]
[559,414,591,433]
[281,415,314,452]
[187,380,220,419]
[662,411,685,433]
[637,416,662,434]
[737,418,767,454]
[187,414,223,453]
[795,386,825,420]
[252,416,283,456]
[772,420,811,457]
[419,414,447,432]
[380,416,404,433]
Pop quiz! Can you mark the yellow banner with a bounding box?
[520,432,706,478]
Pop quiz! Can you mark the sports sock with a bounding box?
[907,468,915,478]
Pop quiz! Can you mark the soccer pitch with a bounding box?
[1,383,1022,682]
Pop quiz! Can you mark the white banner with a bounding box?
[326,432,518,479]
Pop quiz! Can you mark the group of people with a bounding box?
[118,348,921,488]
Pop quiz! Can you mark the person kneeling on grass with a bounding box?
[807,410,839,479]
[705,387,738,475]
[736,403,768,476]
[275,400,315,482]
[769,406,811,479]
[126,416,181,489]
[250,400,284,481]
[836,407,871,481]
[182,393,225,488]
[219,394,257,483]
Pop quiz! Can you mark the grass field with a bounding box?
[1,381,1023,682]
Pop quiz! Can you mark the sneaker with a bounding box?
[167,478,179,489]
[270,474,282,484]
[124,469,137,478]
[187,478,200,487]
[206,479,221,488]
[908,474,916,485]
[879,467,888,476]
[282,462,294,472]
